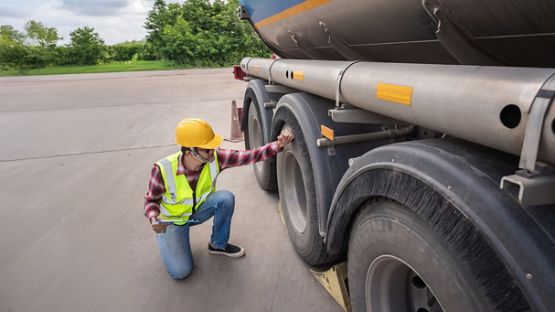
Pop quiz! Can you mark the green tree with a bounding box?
[159,16,196,64]
[144,0,269,66]
[0,25,25,43]
[68,26,105,65]
[25,20,60,48]
[144,0,167,56]
[1,24,50,71]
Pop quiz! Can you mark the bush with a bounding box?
[0,39,25,70]
[138,42,160,60]
[53,46,71,65]
[22,46,50,68]
[0,39,49,71]
[111,42,143,61]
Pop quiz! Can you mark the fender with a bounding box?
[241,79,275,144]
[325,138,555,311]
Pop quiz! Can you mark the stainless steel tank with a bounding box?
[241,57,555,166]
[239,0,555,67]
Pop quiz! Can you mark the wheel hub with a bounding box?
[365,255,444,312]
[282,150,308,233]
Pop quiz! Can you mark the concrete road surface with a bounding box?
[0,69,342,312]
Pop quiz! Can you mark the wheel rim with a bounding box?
[247,104,265,176]
[365,255,445,312]
[281,150,308,233]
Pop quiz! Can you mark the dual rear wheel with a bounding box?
[349,201,491,312]
[245,91,533,312]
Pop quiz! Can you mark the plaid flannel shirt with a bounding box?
[144,141,281,220]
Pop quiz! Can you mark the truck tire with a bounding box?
[243,87,277,191]
[272,93,386,266]
[275,105,327,265]
[348,199,530,312]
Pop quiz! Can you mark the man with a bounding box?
[144,118,294,279]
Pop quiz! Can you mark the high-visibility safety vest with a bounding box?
[156,151,220,225]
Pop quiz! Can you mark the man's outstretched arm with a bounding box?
[218,129,294,170]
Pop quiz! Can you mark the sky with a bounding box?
[0,0,182,44]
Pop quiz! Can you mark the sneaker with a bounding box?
[208,243,245,258]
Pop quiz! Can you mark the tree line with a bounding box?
[0,22,146,71]
[0,0,269,71]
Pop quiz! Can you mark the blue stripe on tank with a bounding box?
[240,0,305,23]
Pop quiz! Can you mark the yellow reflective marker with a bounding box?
[376,82,413,106]
[292,71,305,81]
[321,125,334,141]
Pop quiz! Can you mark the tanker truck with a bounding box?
[234,1,555,311]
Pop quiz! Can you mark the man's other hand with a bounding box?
[150,215,167,234]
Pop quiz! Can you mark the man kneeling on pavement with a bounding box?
[144,118,294,279]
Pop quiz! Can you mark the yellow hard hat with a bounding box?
[175,118,222,148]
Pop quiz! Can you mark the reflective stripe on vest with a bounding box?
[156,151,220,225]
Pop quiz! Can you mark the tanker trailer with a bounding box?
[236,1,555,311]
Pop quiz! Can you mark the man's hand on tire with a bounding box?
[278,128,294,148]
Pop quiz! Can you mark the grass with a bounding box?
[0,60,184,77]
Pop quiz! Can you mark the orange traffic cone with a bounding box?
[226,100,244,142]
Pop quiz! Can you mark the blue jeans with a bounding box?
[156,190,235,279]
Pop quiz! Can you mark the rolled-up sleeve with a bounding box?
[217,141,282,170]
[144,165,165,220]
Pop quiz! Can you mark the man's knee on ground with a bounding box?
[169,266,193,280]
